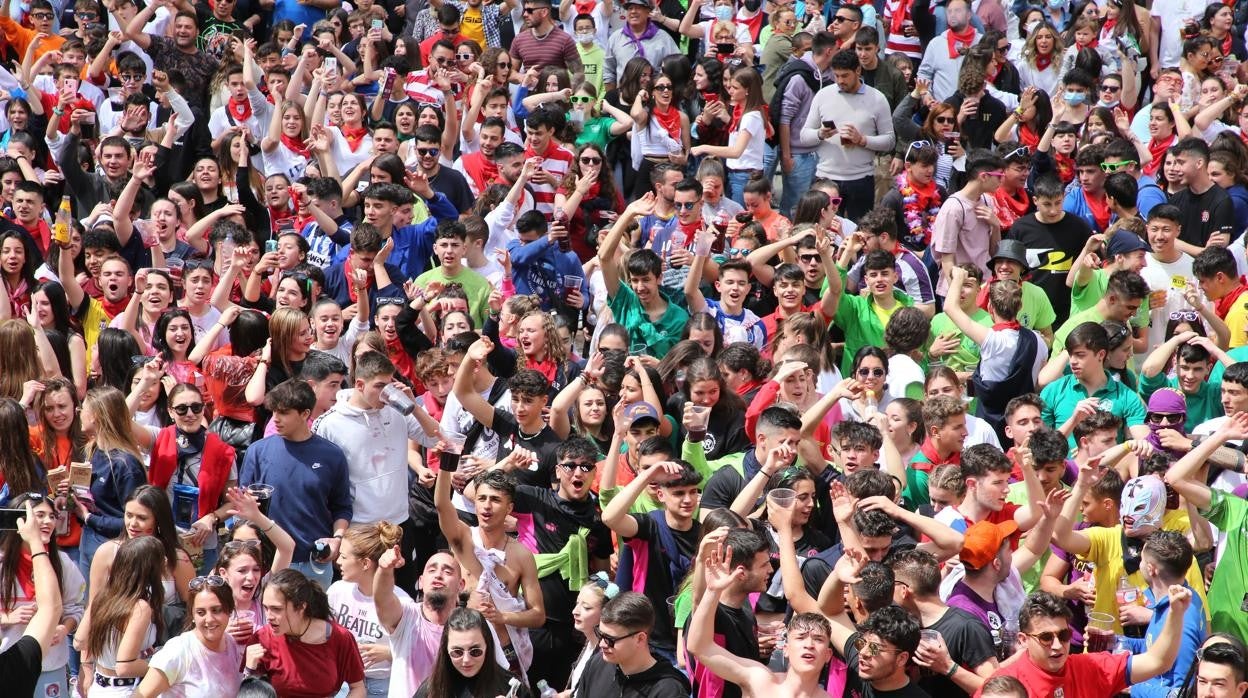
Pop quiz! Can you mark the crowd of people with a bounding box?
[4,0,1248,696]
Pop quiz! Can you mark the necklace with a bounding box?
[295,617,314,641]
[531,24,555,40]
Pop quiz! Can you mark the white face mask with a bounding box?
[1025,19,1042,34]
[715,5,733,21]
[575,31,594,44]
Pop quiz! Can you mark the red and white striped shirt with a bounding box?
[523,140,575,220]
[883,0,922,60]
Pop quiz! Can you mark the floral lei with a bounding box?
[896,175,942,247]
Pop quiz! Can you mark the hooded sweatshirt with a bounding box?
[574,650,693,698]
[313,391,439,525]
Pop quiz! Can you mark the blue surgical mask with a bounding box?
[795,0,806,20]
[1048,0,1065,9]
[1064,90,1086,106]
[715,5,733,21]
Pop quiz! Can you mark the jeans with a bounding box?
[78,526,107,594]
[780,152,819,217]
[35,666,68,697]
[834,175,877,223]
[336,676,389,696]
[727,169,753,207]
[290,559,334,590]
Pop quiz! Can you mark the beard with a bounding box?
[424,590,450,611]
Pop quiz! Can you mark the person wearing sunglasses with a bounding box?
[929,151,1004,300]
[572,591,690,696]
[0,0,63,62]
[413,607,527,697]
[136,573,244,698]
[880,140,948,257]
[1142,334,1233,435]
[565,82,633,149]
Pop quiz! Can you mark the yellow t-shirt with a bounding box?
[1227,296,1248,348]
[1083,510,1210,632]
[82,297,109,367]
[460,6,485,48]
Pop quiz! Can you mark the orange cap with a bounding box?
[960,519,1019,570]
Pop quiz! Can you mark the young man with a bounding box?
[414,221,492,325]
[322,225,405,320]
[975,241,1055,340]
[1105,170,1140,225]
[1042,322,1149,443]
[984,589,1193,697]
[10,181,48,256]
[1194,246,1248,348]
[686,255,767,350]
[848,207,936,317]
[314,352,441,589]
[1005,174,1094,324]
[1187,640,1248,698]
[597,193,689,357]
[59,248,131,363]
[756,259,838,343]
[698,406,804,512]
[1169,137,1235,255]
[574,592,691,696]
[522,108,576,220]
[635,164,683,243]
[508,210,585,312]
[453,337,562,485]
[1139,204,1204,349]
[434,466,544,677]
[299,177,353,269]
[687,539,834,698]
[601,460,702,666]
[372,547,465,697]
[599,413,671,515]
[356,179,460,280]
[1103,139,1167,218]
[910,395,969,475]
[935,443,1043,536]
[1063,144,1112,233]
[1055,267,1151,350]
[208,63,272,153]
[411,124,474,214]
[931,151,1004,297]
[1141,332,1232,430]
[240,379,351,589]
[829,249,910,376]
[929,264,990,375]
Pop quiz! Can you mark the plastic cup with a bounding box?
[137,221,158,248]
[767,487,797,509]
[630,343,648,356]
[687,405,711,442]
[441,430,468,455]
[1086,612,1116,653]
[381,384,416,416]
[166,258,184,284]
[919,629,942,647]
[563,275,583,298]
[246,483,274,517]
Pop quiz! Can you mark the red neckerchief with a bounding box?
[385,335,417,384]
[1035,51,1053,71]
[737,377,765,397]
[1055,152,1075,183]
[728,103,774,141]
[14,548,34,600]
[987,61,1002,83]
[947,25,976,59]
[1084,189,1110,231]
[739,10,765,42]
[101,296,128,318]
[993,320,1021,330]
[344,256,371,303]
[341,124,369,152]
[228,95,252,122]
[1223,34,1233,57]
[1145,135,1175,176]
[909,176,938,207]
[652,104,683,141]
[1018,122,1040,149]
[525,355,558,383]
[1215,278,1248,319]
[915,437,959,472]
[280,133,309,159]
[993,186,1030,229]
[889,0,912,36]
[462,151,500,194]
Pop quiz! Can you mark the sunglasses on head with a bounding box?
[172,402,206,416]
[449,646,486,659]
[1169,310,1199,322]
[560,461,595,473]
[1003,145,1030,160]
[188,575,226,592]
[594,626,642,648]
[856,367,885,378]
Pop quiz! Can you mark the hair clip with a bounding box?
[589,571,620,599]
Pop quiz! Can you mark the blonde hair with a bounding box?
[0,319,40,400]
[342,521,403,564]
[83,386,144,461]
[269,308,311,377]
[517,310,568,370]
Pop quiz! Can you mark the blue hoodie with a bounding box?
[506,235,587,310]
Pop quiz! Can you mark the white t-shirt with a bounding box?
[147,631,244,698]
[262,141,311,180]
[328,581,412,680]
[1150,0,1214,68]
[978,328,1049,383]
[886,354,926,404]
[387,599,445,698]
[726,110,766,172]
[187,305,228,353]
[1141,252,1200,350]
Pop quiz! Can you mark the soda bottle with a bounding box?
[1115,575,1141,607]
[52,195,71,246]
[537,680,557,698]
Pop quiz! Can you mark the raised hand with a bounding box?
[704,542,745,593]
[378,544,404,570]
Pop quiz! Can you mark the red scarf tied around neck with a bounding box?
[728,103,775,141]
[1215,278,1248,319]
[281,134,310,159]
[341,124,369,153]
[1035,52,1053,72]
[652,105,683,142]
[947,25,976,59]
[14,549,34,600]
[1145,135,1175,176]
[228,95,252,122]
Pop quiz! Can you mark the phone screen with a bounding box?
[0,509,23,531]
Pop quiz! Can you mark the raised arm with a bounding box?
[944,266,990,344]
[1127,585,1194,683]
[433,467,480,576]
[597,194,656,299]
[687,542,776,692]
[451,337,498,429]
[122,0,162,50]
[16,500,61,654]
[373,545,407,634]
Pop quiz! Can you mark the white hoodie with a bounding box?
[313,392,439,525]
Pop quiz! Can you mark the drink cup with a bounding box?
[441,430,468,455]
[381,384,416,416]
[687,405,710,442]
[1086,612,1116,653]
[246,483,274,516]
[919,629,942,648]
[670,231,687,250]
[167,258,184,285]
[767,487,797,509]
[563,275,583,299]
[137,221,158,248]
[630,343,648,356]
[694,234,713,257]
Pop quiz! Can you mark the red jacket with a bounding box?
[148,427,235,519]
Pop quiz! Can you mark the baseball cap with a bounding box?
[1106,230,1151,258]
[960,520,1019,570]
[623,401,660,428]
[623,0,653,7]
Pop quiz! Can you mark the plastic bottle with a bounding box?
[537,680,557,698]
[52,195,71,246]
[1115,575,1141,607]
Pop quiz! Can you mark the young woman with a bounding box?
[830,346,891,424]
[0,317,52,403]
[261,100,311,181]
[1144,98,1191,177]
[310,296,368,365]
[216,490,296,644]
[744,347,821,442]
[566,575,615,692]
[136,575,244,697]
[1018,23,1064,95]
[414,607,526,698]
[629,72,690,199]
[0,493,85,697]
[894,96,961,192]
[245,568,365,696]
[77,536,166,697]
[566,83,632,149]
[326,93,374,177]
[151,309,203,386]
[1209,149,1248,233]
[554,143,624,261]
[885,397,924,465]
[0,398,42,506]
[329,522,406,696]
[484,310,582,394]
[192,306,268,463]
[691,67,769,206]
[246,307,314,406]
[680,357,750,459]
[190,157,227,214]
[1204,3,1245,61]
[0,229,36,318]
[116,269,176,353]
[31,281,86,396]
[1193,75,1240,141]
[74,387,148,583]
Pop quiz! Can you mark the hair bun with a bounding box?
[377,521,402,548]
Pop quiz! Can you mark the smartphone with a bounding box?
[0,509,24,531]
[371,18,384,31]
[821,119,837,130]
[131,354,155,367]
[324,56,337,73]
[265,239,279,254]
[701,91,719,103]
[716,43,735,55]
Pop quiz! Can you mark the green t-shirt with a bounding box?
[414,265,492,327]
[1209,345,1248,383]
[1140,372,1224,432]
[833,289,914,376]
[929,308,993,373]
[1041,372,1147,446]
[577,44,606,97]
[575,116,616,149]
[1201,489,1248,641]
[1064,268,1148,342]
[608,284,689,357]
[1020,281,1057,331]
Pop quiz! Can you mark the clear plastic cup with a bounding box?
[166,258,184,284]
[1086,612,1116,653]
[246,483,274,516]
[767,487,797,509]
[381,384,416,415]
[687,405,711,442]
[630,343,648,356]
[919,629,942,647]
[441,430,468,455]
[563,275,583,297]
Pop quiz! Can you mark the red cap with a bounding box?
[960,520,1019,570]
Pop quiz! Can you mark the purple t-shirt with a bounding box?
[946,580,1008,660]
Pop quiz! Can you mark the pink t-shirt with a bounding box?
[387,599,444,698]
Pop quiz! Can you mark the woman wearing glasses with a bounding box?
[136,573,243,698]
[0,492,85,697]
[565,83,633,149]
[555,142,626,261]
[214,491,295,643]
[629,72,690,199]
[414,607,527,698]
[245,568,365,697]
[893,88,960,191]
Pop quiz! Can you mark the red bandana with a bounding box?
[915,437,960,472]
[1054,152,1075,184]
[652,104,683,142]
[281,133,310,159]
[1018,122,1040,149]
[341,124,369,153]
[1215,279,1248,319]
[993,187,1031,230]
[1145,135,1175,176]
[728,103,775,141]
[14,548,34,600]
[1035,52,1053,72]
[101,296,128,318]
[228,96,252,122]
[992,320,1022,331]
[947,26,976,59]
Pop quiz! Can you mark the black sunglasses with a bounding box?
[559,461,595,473]
[449,646,486,658]
[172,402,206,416]
[594,626,642,648]
[856,367,885,378]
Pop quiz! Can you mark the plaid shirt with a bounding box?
[412,1,505,47]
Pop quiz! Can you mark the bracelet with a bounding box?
[30,551,48,560]
[261,520,276,533]
[945,663,959,678]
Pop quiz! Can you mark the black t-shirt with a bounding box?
[915,607,997,698]
[675,400,750,461]
[1172,184,1236,249]
[625,512,701,650]
[0,635,41,696]
[686,602,759,698]
[757,525,832,614]
[575,650,693,698]
[1006,212,1093,327]
[491,407,561,487]
[512,485,613,625]
[843,632,933,698]
[430,166,475,214]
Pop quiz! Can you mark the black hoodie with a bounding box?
[574,650,693,697]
